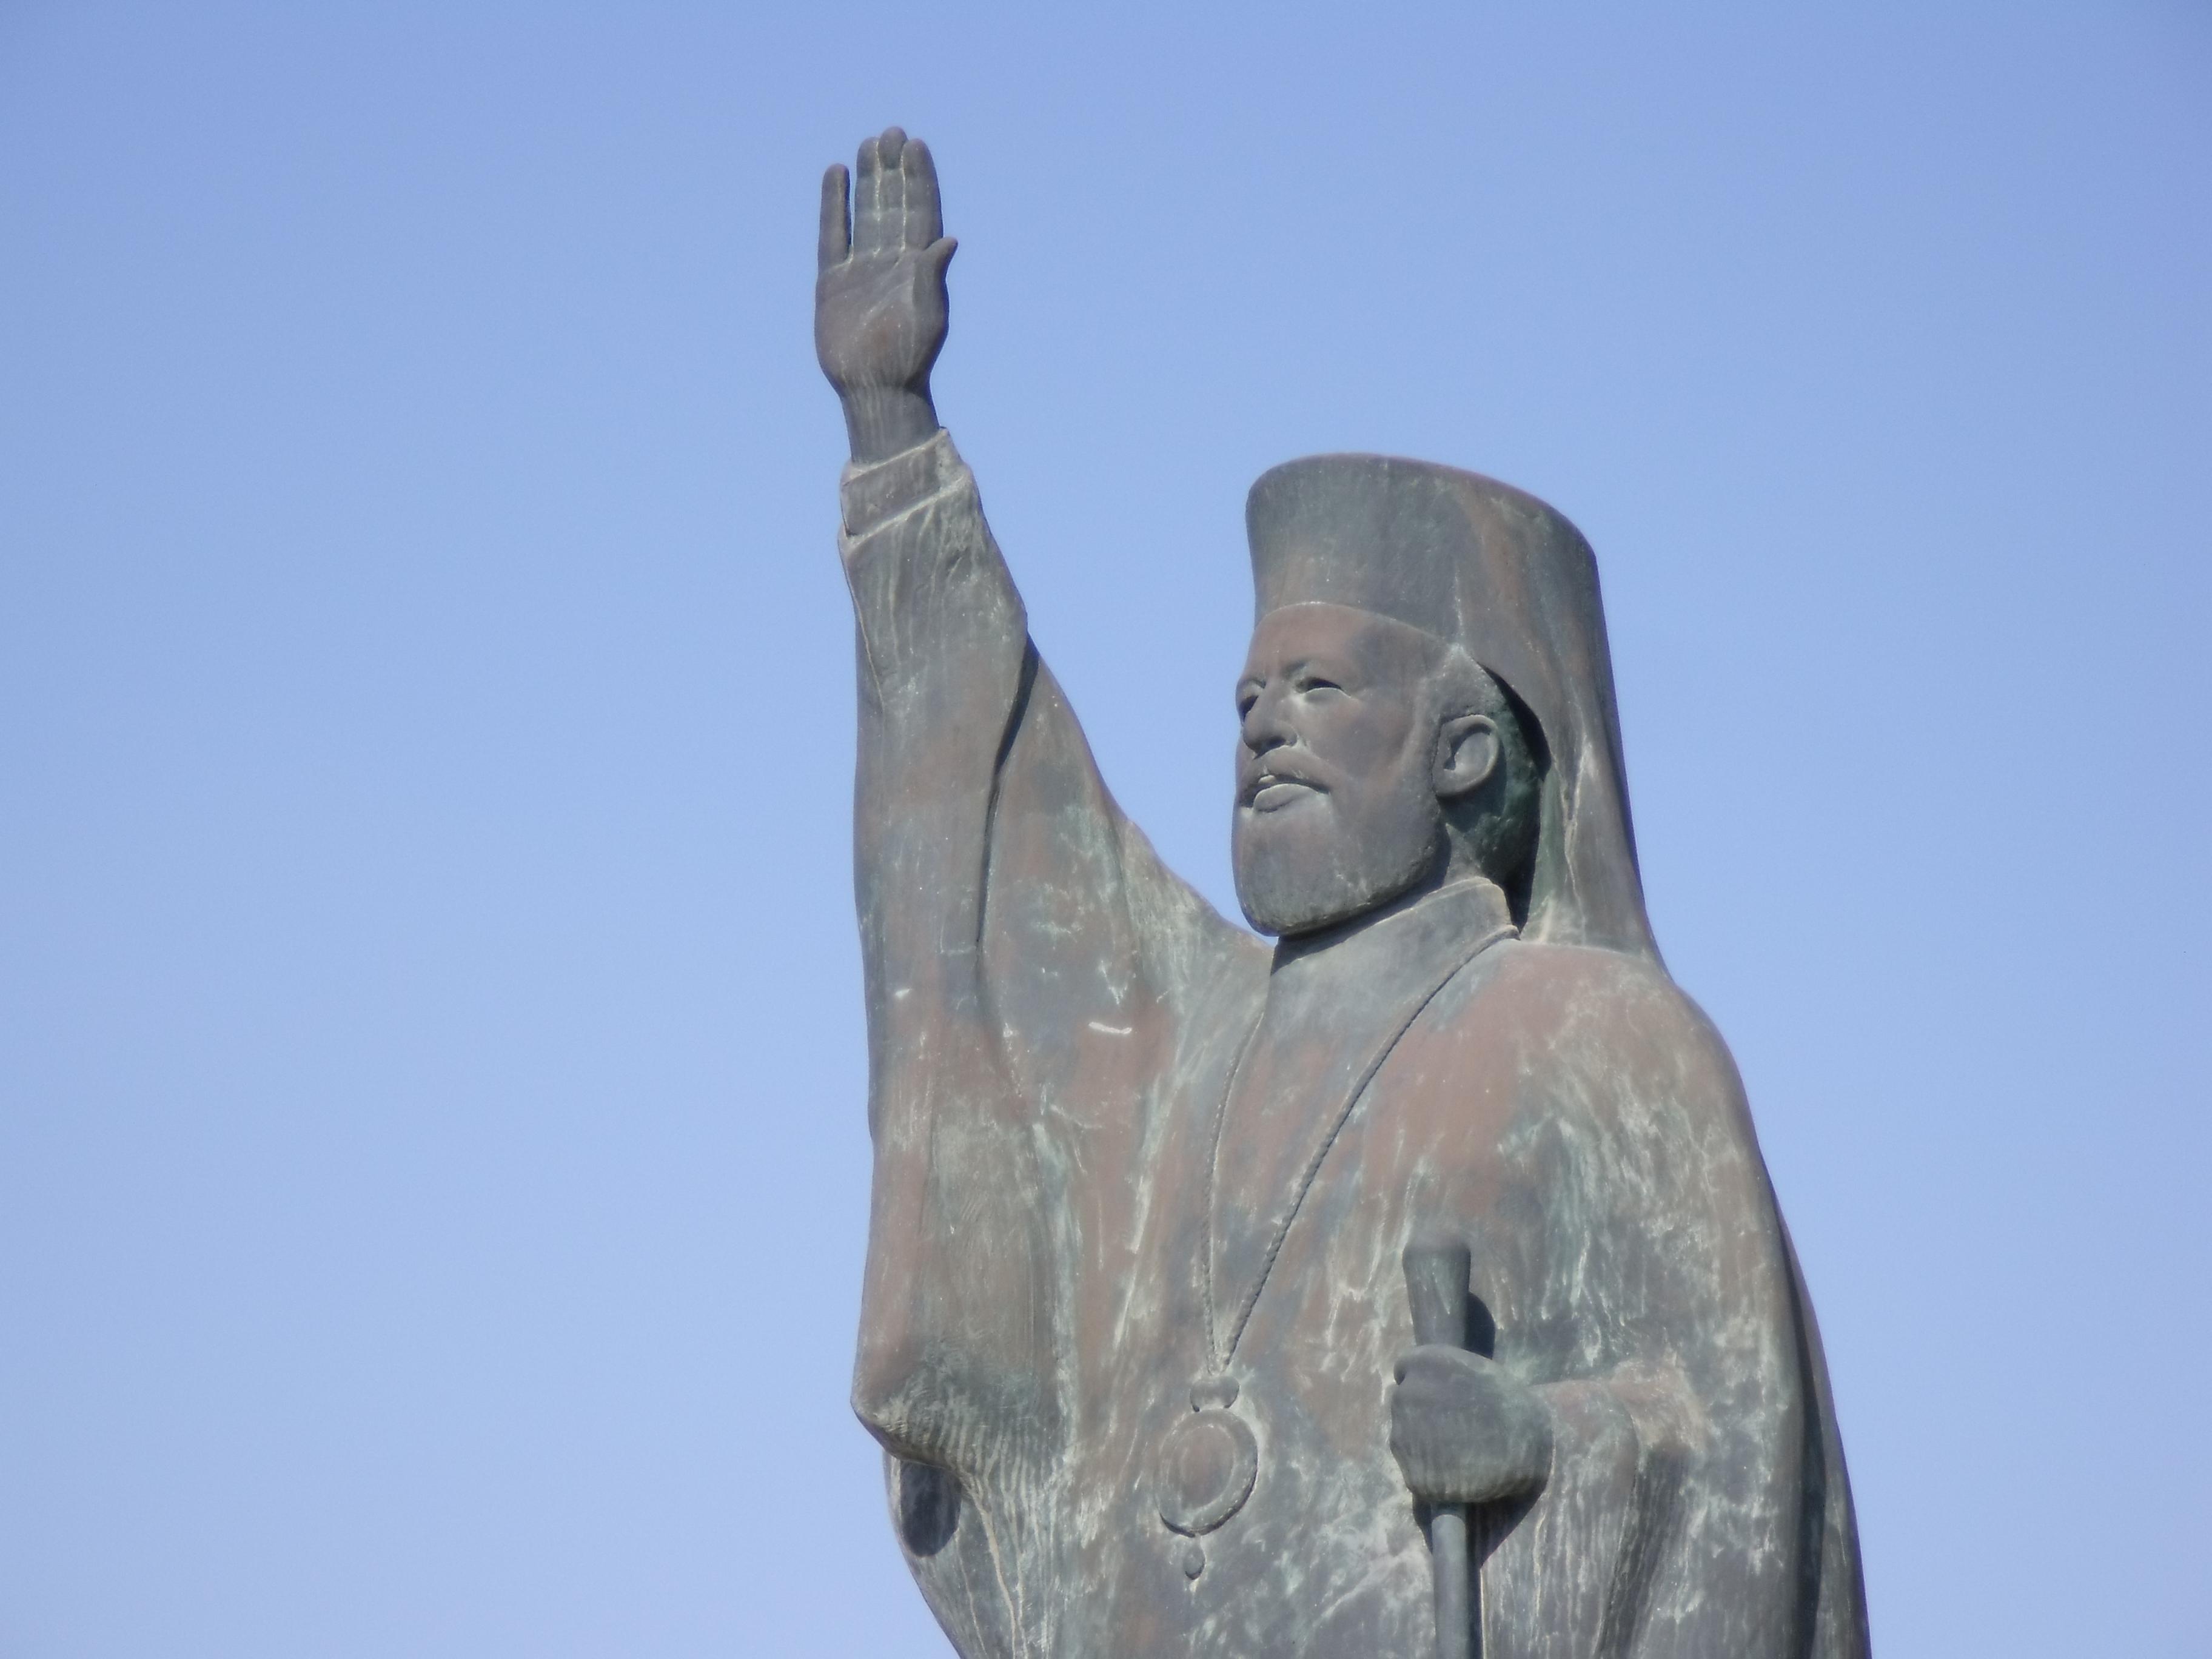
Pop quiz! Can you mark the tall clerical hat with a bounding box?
[1246,455,1657,960]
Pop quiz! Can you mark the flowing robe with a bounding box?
[837,432,1869,1658]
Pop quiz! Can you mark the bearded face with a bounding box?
[1231,604,1453,937]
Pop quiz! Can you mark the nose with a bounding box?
[1241,683,1294,755]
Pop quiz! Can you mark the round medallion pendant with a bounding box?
[1155,1375,1258,1562]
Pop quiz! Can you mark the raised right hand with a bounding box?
[816,127,957,462]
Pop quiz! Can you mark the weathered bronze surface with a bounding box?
[815,127,1869,1658]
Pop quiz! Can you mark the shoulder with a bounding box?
[1419,937,1754,1150]
[1404,943,1791,1306]
[1456,939,1730,1068]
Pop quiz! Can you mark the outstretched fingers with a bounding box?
[877,127,907,251]
[852,133,884,256]
[818,164,850,271]
[836,127,943,262]
[854,127,910,257]
[902,138,943,249]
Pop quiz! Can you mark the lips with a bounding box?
[1244,769,1326,811]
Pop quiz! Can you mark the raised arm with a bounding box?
[815,129,1253,1098]
[813,132,1260,1497]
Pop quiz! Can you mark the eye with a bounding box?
[1235,690,1259,719]
[1296,675,1344,696]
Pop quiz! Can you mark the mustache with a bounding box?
[1238,753,1337,806]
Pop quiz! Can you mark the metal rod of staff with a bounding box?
[1403,1236,1476,1659]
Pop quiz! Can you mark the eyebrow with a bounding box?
[1238,653,1358,685]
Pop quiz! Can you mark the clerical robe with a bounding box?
[836,431,1869,1658]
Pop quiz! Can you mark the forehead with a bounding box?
[1241,602,1443,678]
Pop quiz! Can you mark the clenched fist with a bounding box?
[1389,1344,1554,1506]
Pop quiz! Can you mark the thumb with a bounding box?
[925,236,958,276]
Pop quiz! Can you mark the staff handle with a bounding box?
[1403,1236,1476,1659]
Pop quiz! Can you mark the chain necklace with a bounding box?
[1156,917,1513,1580]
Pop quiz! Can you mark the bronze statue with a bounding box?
[814,126,1868,1659]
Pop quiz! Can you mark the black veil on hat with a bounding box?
[1246,455,1658,962]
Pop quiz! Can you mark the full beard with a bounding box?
[1232,778,1446,938]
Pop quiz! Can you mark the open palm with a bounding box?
[816,128,956,400]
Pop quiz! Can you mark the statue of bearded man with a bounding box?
[814,127,1869,1659]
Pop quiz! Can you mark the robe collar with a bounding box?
[1272,873,1516,984]
[1205,875,1517,1368]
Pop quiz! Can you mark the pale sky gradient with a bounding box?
[2,5,2207,1656]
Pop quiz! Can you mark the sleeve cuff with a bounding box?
[840,429,965,538]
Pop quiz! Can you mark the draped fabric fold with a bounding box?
[838,431,1868,1658]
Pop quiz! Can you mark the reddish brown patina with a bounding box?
[817,127,1868,1659]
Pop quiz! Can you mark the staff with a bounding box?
[1403,1237,1476,1659]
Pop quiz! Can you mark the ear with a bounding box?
[1433,713,1501,800]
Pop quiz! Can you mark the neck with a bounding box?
[1272,867,1513,972]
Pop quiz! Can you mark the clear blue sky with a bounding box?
[2,5,2206,1655]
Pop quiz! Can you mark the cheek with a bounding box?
[1289,696,1359,750]
[1318,701,1422,779]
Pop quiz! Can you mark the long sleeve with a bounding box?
[837,430,1258,1473]
[1467,953,1865,1659]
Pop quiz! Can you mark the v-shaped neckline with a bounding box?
[1200,881,1515,1370]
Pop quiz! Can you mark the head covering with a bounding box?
[1246,454,1657,960]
